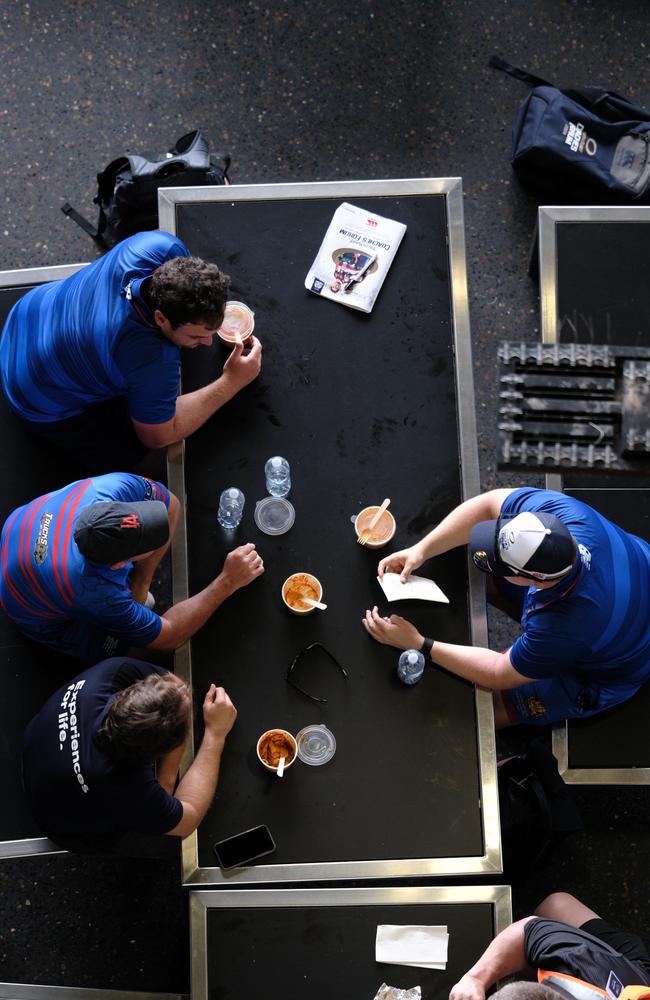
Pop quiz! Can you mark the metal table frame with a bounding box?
[538,204,650,346]
[189,884,512,1000]
[159,178,501,884]
[0,262,87,860]
[538,205,650,785]
[0,986,185,1000]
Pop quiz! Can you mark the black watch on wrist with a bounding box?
[420,637,435,659]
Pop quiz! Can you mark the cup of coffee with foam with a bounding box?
[218,300,255,346]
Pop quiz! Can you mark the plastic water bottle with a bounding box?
[264,456,291,497]
[217,488,245,529]
[397,649,425,686]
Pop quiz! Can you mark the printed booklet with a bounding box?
[305,202,407,313]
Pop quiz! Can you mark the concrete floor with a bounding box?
[0,0,648,992]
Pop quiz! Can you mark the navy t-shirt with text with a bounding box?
[22,658,183,838]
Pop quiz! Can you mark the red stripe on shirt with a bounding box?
[18,493,60,612]
[1,511,59,618]
[59,480,92,599]
[49,479,91,607]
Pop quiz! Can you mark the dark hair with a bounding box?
[97,673,191,764]
[492,983,560,1000]
[149,256,230,329]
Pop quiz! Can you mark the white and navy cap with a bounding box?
[470,510,577,580]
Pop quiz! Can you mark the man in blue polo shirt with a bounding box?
[0,471,264,662]
[0,230,262,471]
[363,487,650,727]
[22,657,238,851]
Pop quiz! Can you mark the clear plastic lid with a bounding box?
[296,725,337,766]
[254,496,295,535]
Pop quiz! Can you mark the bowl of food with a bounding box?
[281,572,323,615]
[256,728,298,773]
[354,506,397,548]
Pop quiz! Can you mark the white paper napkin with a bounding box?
[376,924,449,970]
[377,572,450,605]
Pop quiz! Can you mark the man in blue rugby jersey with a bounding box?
[363,487,650,727]
[0,231,262,471]
[0,472,263,662]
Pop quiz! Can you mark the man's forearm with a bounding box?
[168,376,241,442]
[429,641,525,690]
[418,489,514,561]
[173,732,225,825]
[462,918,533,989]
[152,574,234,650]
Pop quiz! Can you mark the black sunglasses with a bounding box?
[286,642,349,703]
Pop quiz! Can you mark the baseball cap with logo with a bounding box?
[470,510,577,581]
[73,501,169,564]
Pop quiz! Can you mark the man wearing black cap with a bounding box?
[363,486,650,727]
[0,472,263,662]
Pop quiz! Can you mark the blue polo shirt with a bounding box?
[0,473,169,656]
[504,488,650,686]
[0,231,189,425]
[22,658,184,839]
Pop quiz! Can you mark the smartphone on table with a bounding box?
[213,824,276,869]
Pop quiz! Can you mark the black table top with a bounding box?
[555,221,650,349]
[195,890,502,1000]
[175,191,488,878]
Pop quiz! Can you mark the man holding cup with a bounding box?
[0,230,262,472]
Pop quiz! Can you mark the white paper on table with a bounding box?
[376,924,449,970]
[377,572,449,605]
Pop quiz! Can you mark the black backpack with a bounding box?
[62,130,230,248]
[491,55,650,200]
[498,741,583,881]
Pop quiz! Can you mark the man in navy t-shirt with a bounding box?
[449,891,650,1000]
[0,472,264,662]
[363,487,650,727]
[0,231,262,471]
[22,657,237,851]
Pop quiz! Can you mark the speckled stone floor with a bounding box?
[0,0,648,992]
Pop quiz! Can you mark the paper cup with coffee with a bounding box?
[218,300,255,345]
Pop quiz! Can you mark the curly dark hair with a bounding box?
[148,256,230,329]
[97,673,191,764]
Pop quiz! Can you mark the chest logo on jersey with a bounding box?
[578,543,592,571]
[34,512,54,564]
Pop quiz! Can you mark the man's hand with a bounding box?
[220,542,265,593]
[362,606,424,650]
[377,542,426,582]
[203,684,237,743]
[222,336,262,391]
[449,974,487,1000]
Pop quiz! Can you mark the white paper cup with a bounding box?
[217,300,255,345]
[281,572,323,615]
[354,506,396,548]
[256,728,297,773]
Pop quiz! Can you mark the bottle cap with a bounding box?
[254,496,295,535]
[296,725,336,765]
